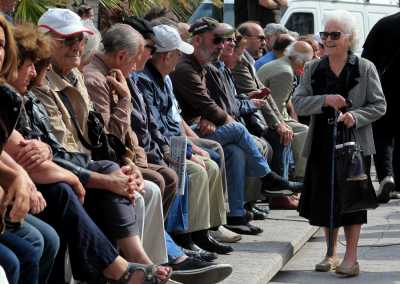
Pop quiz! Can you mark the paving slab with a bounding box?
[270,199,400,284]
[219,209,318,284]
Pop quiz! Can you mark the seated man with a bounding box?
[125,17,233,254]
[170,17,302,234]
[257,41,312,179]
[34,8,167,266]
[83,23,178,217]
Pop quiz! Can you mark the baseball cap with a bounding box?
[123,16,155,40]
[38,8,94,36]
[153,25,194,54]
[188,17,219,35]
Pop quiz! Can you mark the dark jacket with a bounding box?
[17,91,92,184]
[128,73,169,165]
[170,54,228,126]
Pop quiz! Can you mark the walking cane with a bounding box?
[327,111,339,257]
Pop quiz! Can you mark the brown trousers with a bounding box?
[140,163,178,218]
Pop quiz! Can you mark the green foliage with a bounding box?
[14,0,51,24]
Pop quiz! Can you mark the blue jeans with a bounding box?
[263,130,293,179]
[203,122,270,177]
[165,232,184,263]
[0,242,20,284]
[25,215,59,284]
[36,182,119,282]
[201,122,271,217]
[0,221,43,284]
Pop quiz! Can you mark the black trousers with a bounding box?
[372,118,400,191]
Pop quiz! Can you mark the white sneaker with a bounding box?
[209,226,242,243]
[377,176,395,203]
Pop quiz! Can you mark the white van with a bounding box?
[190,0,400,52]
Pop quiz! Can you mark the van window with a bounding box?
[189,3,223,23]
[285,12,314,35]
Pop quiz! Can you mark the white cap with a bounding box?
[38,8,94,36]
[153,25,194,54]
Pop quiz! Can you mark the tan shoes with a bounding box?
[315,256,340,272]
[335,262,360,277]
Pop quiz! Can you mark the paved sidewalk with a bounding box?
[219,208,318,284]
[270,199,400,284]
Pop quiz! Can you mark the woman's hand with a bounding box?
[338,112,356,128]
[324,95,347,111]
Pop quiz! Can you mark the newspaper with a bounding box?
[170,136,187,195]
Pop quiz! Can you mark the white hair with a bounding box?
[264,23,288,36]
[284,42,313,63]
[81,20,101,63]
[322,9,359,52]
[102,23,143,56]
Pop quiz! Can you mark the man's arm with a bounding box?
[85,69,131,142]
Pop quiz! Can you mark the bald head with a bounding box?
[237,21,263,37]
[285,41,313,62]
[237,21,265,59]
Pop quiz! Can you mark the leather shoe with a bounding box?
[335,262,360,277]
[209,226,242,243]
[226,216,263,235]
[315,256,340,272]
[377,176,395,203]
[262,172,303,197]
[269,196,299,210]
[172,233,202,252]
[252,206,268,220]
[192,230,233,254]
[183,248,218,262]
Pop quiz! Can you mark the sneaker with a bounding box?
[377,176,395,203]
[262,172,303,196]
[209,226,242,243]
[182,248,218,262]
[171,257,233,284]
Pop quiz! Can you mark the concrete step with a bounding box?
[219,208,319,284]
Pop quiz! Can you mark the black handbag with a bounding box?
[59,91,126,163]
[335,124,378,214]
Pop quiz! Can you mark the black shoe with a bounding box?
[171,258,233,284]
[262,172,303,196]
[172,233,202,251]
[183,248,218,262]
[252,206,268,220]
[226,216,263,235]
[192,230,233,254]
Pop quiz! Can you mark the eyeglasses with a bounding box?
[54,33,84,46]
[145,44,156,55]
[213,36,225,45]
[319,31,343,40]
[247,35,265,41]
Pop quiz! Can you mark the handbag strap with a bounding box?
[58,90,101,150]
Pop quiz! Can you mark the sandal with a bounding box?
[112,263,172,284]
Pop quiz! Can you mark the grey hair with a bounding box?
[81,20,101,63]
[264,23,288,36]
[284,42,313,63]
[102,23,143,55]
[322,10,359,52]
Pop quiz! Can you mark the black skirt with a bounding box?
[298,109,367,228]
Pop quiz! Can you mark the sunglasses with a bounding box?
[213,36,225,45]
[145,44,156,55]
[319,31,343,40]
[54,33,85,46]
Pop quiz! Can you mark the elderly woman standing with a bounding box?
[292,10,386,277]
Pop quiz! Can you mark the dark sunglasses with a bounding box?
[213,36,225,45]
[145,44,156,55]
[319,31,343,40]
[54,33,84,46]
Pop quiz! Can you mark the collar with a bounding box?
[183,53,204,74]
[46,68,81,92]
[91,54,111,76]
[145,61,165,88]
